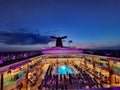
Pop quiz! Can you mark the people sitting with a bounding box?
[38,64,104,90]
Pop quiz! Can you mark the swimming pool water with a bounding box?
[58,66,74,74]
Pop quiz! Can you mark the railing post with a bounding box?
[92,57,96,72]
[26,64,29,90]
[108,59,114,87]
[0,73,3,90]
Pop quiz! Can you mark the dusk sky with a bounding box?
[0,0,120,51]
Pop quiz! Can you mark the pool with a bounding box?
[57,66,74,74]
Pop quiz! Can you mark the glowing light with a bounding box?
[41,47,84,54]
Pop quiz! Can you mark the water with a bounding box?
[58,65,74,74]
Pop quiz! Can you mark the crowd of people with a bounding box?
[28,70,42,86]
[0,51,41,64]
[85,67,110,84]
[38,64,104,90]
[73,64,103,88]
[38,65,68,90]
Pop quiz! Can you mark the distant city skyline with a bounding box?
[0,0,120,51]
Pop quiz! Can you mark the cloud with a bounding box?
[0,31,54,45]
